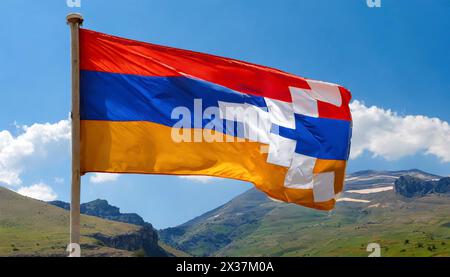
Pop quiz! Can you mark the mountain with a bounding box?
[49,199,146,226]
[48,198,190,257]
[395,176,450,197]
[160,169,450,257]
[0,187,168,257]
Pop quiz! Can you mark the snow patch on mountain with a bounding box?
[346,186,394,194]
[336,198,371,203]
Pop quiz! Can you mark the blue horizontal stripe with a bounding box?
[81,70,266,124]
[81,70,351,160]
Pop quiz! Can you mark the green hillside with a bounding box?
[160,170,450,257]
[217,194,450,257]
[0,187,141,257]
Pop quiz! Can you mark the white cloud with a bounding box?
[350,101,450,162]
[16,182,58,201]
[89,173,120,184]
[178,176,216,183]
[0,120,70,186]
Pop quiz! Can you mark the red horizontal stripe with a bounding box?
[80,29,352,120]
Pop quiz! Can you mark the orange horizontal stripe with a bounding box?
[81,120,345,210]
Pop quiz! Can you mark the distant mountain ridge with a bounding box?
[160,169,450,257]
[49,199,146,226]
[395,176,450,197]
[344,169,441,189]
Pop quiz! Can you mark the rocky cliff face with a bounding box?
[48,199,168,257]
[49,199,146,226]
[394,176,450,197]
[90,224,169,257]
[436,177,450,193]
[81,199,146,226]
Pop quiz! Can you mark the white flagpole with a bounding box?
[67,13,83,257]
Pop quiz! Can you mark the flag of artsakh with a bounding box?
[80,29,352,210]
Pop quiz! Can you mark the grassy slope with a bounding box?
[159,192,450,257]
[160,170,450,257]
[216,195,450,257]
[159,187,278,256]
[158,241,192,257]
[0,187,140,257]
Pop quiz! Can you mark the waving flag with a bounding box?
[79,29,352,210]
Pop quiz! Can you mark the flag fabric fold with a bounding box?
[80,29,352,210]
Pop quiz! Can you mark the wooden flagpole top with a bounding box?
[66,13,84,25]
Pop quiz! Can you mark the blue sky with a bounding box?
[0,0,449,228]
